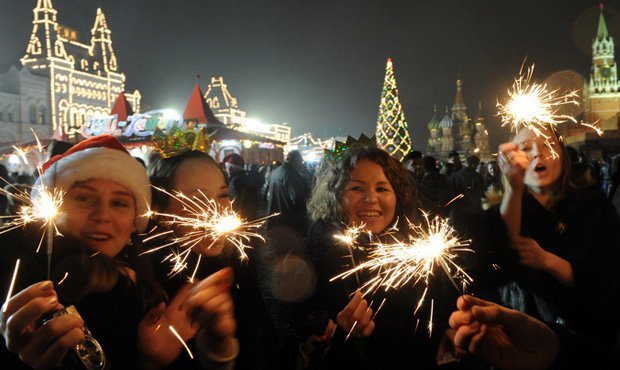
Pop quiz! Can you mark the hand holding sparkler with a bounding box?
[336,291,375,340]
[185,267,238,361]
[497,143,529,192]
[449,295,559,370]
[0,281,85,369]
[138,283,200,367]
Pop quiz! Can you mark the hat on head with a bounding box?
[222,153,245,169]
[33,135,151,232]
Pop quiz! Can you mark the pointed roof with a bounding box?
[597,3,609,40]
[91,8,111,36]
[110,92,133,121]
[183,83,219,124]
[427,104,440,130]
[204,77,239,111]
[35,0,55,11]
[453,80,465,106]
[440,106,453,128]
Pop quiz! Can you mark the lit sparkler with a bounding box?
[0,133,64,279]
[331,213,473,334]
[143,187,274,280]
[496,63,580,157]
[332,213,472,295]
[334,223,369,286]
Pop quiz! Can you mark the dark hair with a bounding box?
[48,140,73,158]
[308,146,418,229]
[423,156,438,172]
[286,150,303,164]
[465,155,480,168]
[147,151,223,210]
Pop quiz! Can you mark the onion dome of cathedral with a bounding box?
[427,105,440,131]
[440,109,453,129]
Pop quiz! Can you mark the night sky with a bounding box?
[1,0,619,150]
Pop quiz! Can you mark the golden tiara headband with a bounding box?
[152,124,211,159]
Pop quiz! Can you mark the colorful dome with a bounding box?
[440,113,453,129]
[427,106,440,131]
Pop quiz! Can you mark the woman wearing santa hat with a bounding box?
[0,135,218,369]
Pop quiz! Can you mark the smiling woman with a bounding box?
[0,135,170,370]
[292,147,458,369]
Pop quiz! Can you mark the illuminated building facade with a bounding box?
[425,80,490,160]
[565,5,620,154]
[585,5,620,127]
[13,0,140,140]
[204,76,291,142]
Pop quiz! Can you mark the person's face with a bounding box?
[487,162,496,177]
[342,160,397,234]
[513,128,562,192]
[59,179,137,257]
[164,158,231,256]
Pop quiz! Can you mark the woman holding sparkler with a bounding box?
[299,146,456,370]
[146,149,278,370]
[0,135,199,369]
[478,126,620,346]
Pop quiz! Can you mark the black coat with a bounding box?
[473,187,620,346]
[266,164,310,231]
[0,223,162,370]
[299,221,460,370]
[146,231,279,370]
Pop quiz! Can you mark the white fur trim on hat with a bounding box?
[32,147,151,232]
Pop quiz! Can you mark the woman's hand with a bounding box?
[498,142,529,191]
[185,267,237,359]
[511,236,550,271]
[448,295,559,370]
[336,291,375,338]
[0,281,85,370]
[138,284,199,369]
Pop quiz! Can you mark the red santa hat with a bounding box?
[32,135,151,232]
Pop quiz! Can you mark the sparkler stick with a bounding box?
[143,187,275,280]
[344,320,358,342]
[168,325,194,359]
[443,194,464,208]
[3,259,20,313]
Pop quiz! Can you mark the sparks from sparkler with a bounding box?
[496,63,580,158]
[143,187,275,281]
[334,223,369,286]
[332,213,472,295]
[0,132,64,279]
[331,213,473,334]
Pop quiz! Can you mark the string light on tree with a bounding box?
[375,58,412,161]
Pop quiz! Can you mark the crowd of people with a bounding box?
[0,130,619,369]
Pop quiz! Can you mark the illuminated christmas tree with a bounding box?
[375,58,412,160]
